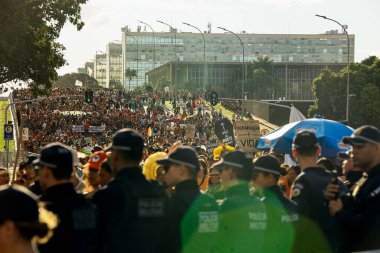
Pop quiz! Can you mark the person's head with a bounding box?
[84,151,108,188]
[34,142,73,192]
[142,152,167,181]
[0,169,9,186]
[253,155,284,188]
[213,150,253,189]
[292,130,320,168]
[342,125,380,172]
[0,185,55,252]
[23,155,39,187]
[286,165,301,184]
[99,161,113,187]
[106,129,144,171]
[317,157,335,172]
[156,146,200,187]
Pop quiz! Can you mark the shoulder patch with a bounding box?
[291,188,301,197]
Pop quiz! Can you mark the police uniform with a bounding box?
[157,147,219,253]
[336,126,380,251]
[253,155,299,253]
[214,151,267,253]
[35,143,98,253]
[91,129,167,253]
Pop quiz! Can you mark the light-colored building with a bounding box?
[106,42,123,89]
[85,62,94,77]
[94,53,107,87]
[121,25,354,90]
[77,67,87,74]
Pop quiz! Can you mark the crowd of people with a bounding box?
[0,87,379,253]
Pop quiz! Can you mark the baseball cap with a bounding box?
[156,146,200,171]
[293,130,319,149]
[253,155,284,176]
[212,150,253,171]
[105,128,144,153]
[33,142,73,172]
[342,125,380,146]
[85,151,108,170]
[24,155,38,166]
[0,185,39,224]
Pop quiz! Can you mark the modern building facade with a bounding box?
[106,42,123,88]
[146,61,346,101]
[84,62,94,78]
[121,25,354,91]
[94,53,107,87]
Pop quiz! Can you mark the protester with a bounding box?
[327,125,380,252]
[0,185,55,253]
[98,160,113,187]
[252,154,299,253]
[156,146,219,253]
[83,151,108,196]
[207,166,224,200]
[35,142,99,253]
[338,150,363,190]
[92,129,168,253]
[290,130,346,253]
[214,150,267,253]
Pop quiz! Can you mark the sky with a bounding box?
[57,0,380,75]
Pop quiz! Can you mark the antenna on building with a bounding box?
[208,22,212,33]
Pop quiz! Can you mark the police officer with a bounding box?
[24,155,41,195]
[156,146,219,253]
[252,154,299,253]
[328,125,380,252]
[92,129,167,253]
[35,142,98,253]
[290,130,344,253]
[214,150,266,253]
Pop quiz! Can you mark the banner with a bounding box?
[235,120,260,153]
[214,118,235,146]
[185,124,195,139]
[72,125,106,133]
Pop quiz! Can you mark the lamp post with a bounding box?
[315,14,350,123]
[157,20,177,89]
[217,26,245,99]
[183,22,206,92]
[125,34,139,89]
[138,20,156,69]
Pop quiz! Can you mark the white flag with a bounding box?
[285,105,306,166]
[75,80,83,87]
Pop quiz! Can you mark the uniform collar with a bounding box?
[116,166,143,179]
[368,164,380,178]
[225,182,250,197]
[175,179,199,192]
[264,185,283,196]
[42,182,76,200]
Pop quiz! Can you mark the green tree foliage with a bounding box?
[309,56,380,128]
[109,79,123,90]
[0,0,87,91]
[53,73,100,88]
[250,56,273,99]
[125,68,137,91]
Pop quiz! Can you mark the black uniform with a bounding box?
[262,185,299,253]
[38,183,99,253]
[218,183,267,253]
[291,167,347,253]
[92,167,167,253]
[335,164,380,251]
[159,179,218,253]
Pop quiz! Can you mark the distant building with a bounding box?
[121,25,354,90]
[85,62,94,78]
[77,67,87,74]
[146,61,346,101]
[94,53,107,87]
[106,42,123,89]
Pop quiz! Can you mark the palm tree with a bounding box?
[125,68,137,91]
[252,56,273,99]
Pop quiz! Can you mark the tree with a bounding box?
[309,56,380,128]
[109,79,123,90]
[53,73,100,88]
[251,56,273,99]
[125,68,137,91]
[0,0,87,92]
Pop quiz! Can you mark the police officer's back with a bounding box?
[252,155,298,253]
[215,150,267,253]
[290,131,343,253]
[91,129,167,253]
[328,125,380,252]
[36,142,98,253]
[156,146,219,253]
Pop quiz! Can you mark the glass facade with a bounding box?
[106,43,123,88]
[94,54,107,87]
[121,28,354,90]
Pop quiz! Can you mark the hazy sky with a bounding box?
[57,0,380,75]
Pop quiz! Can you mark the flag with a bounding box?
[285,105,306,166]
[147,127,153,137]
[75,80,83,87]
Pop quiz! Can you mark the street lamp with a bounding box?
[157,20,177,89]
[217,26,245,99]
[183,22,206,92]
[125,33,139,89]
[315,14,350,123]
[138,20,156,69]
